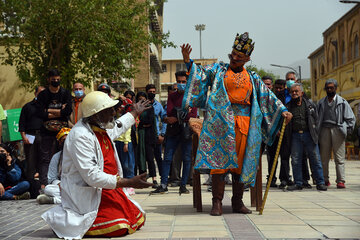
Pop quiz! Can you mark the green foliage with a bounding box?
[301,79,311,100]
[246,64,279,82]
[0,0,173,90]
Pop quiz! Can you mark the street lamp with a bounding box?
[195,24,206,59]
[270,64,302,81]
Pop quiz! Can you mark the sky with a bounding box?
[161,0,355,79]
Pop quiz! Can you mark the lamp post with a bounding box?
[270,64,302,81]
[195,24,206,59]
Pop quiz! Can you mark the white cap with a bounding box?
[81,91,119,118]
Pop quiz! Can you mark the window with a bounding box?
[354,35,359,59]
[321,64,325,75]
[332,51,337,69]
[176,63,187,72]
[161,64,167,72]
[341,41,346,65]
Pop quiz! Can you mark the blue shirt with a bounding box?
[285,88,291,104]
[152,100,167,136]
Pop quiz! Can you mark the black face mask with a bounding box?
[148,92,155,101]
[0,153,7,169]
[326,91,336,98]
[50,80,60,87]
[276,90,285,97]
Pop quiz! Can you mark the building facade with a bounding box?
[159,58,217,104]
[309,3,360,117]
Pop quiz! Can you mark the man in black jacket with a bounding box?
[19,86,45,181]
[36,69,72,191]
[286,83,327,191]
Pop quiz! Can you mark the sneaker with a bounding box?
[279,181,287,189]
[15,192,30,200]
[337,182,346,189]
[150,185,168,195]
[179,185,189,195]
[302,182,312,189]
[36,194,54,204]
[316,184,327,191]
[152,180,159,189]
[287,185,303,191]
[325,181,331,187]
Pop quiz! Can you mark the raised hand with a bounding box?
[130,99,152,118]
[181,43,192,63]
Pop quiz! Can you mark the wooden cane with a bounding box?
[259,119,287,215]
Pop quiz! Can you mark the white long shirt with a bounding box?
[41,113,142,240]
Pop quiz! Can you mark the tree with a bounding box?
[246,64,279,82]
[0,0,173,90]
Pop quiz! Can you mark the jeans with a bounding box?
[0,181,30,200]
[115,141,135,179]
[291,132,325,186]
[161,135,192,186]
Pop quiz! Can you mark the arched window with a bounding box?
[341,41,346,64]
[332,51,336,69]
[321,64,325,75]
[354,35,359,58]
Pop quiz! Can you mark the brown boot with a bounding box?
[210,174,225,216]
[231,176,252,214]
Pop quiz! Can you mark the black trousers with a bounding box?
[39,135,58,185]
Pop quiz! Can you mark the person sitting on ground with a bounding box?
[0,143,30,200]
[41,91,153,239]
[37,127,71,204]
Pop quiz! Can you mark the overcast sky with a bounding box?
[161,0,355,79]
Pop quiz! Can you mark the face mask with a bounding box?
[276,90,285,97]
[326,91,336,98]
[286,80,295,89]
[74,90,84,98]
[177,83,186,92]
[50,80,60,87]
[0,153,6,162]
[147,92,155,101]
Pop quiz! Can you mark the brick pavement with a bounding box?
[0,157,359,240]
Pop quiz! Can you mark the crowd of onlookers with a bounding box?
[0,68,359,202]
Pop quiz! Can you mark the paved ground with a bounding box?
[1,156,360,240]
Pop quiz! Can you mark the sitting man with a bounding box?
[36,127,71,204]
[42,91,153,239]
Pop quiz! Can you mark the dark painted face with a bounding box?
[229,50,250,70]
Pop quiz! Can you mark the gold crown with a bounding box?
[232,32,255,56]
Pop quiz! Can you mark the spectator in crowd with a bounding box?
[41,91,152,239]
[0,104,6,143]
[36,69,72,192]
[124,90,137,172]
[136,92,158,187]
[151,71,198,195]
[68,82,85,127]
[262,76,273,91]
[270,80,293,189]
[114,98,136,195]
[36,127,70,204]
[317,79,356,188]
[124,90,136,102]
[0,143,30,200]
[19,86,45,181]
[286,71,312,188]
[145,84,167,186]
[286,83,327,191]
[180,33,292,216]
[97,83,111,97]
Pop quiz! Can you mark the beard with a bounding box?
[96,115,116,129]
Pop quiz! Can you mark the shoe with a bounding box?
[36,194,54,204]
[302,182,312,189]
[287,180,294,186]
[287,185,303,191]
[15,192,30,200]
[325,181,331,187]
[270,181,278,188]
[150,185,168,194]
[279,181,287,189]
[316,184,327,191]
[337,182,346,189]
[179,185,190,195]
[152,180,159,189]
[170,181,180,187]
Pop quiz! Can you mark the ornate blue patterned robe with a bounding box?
[182,62,287,186]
